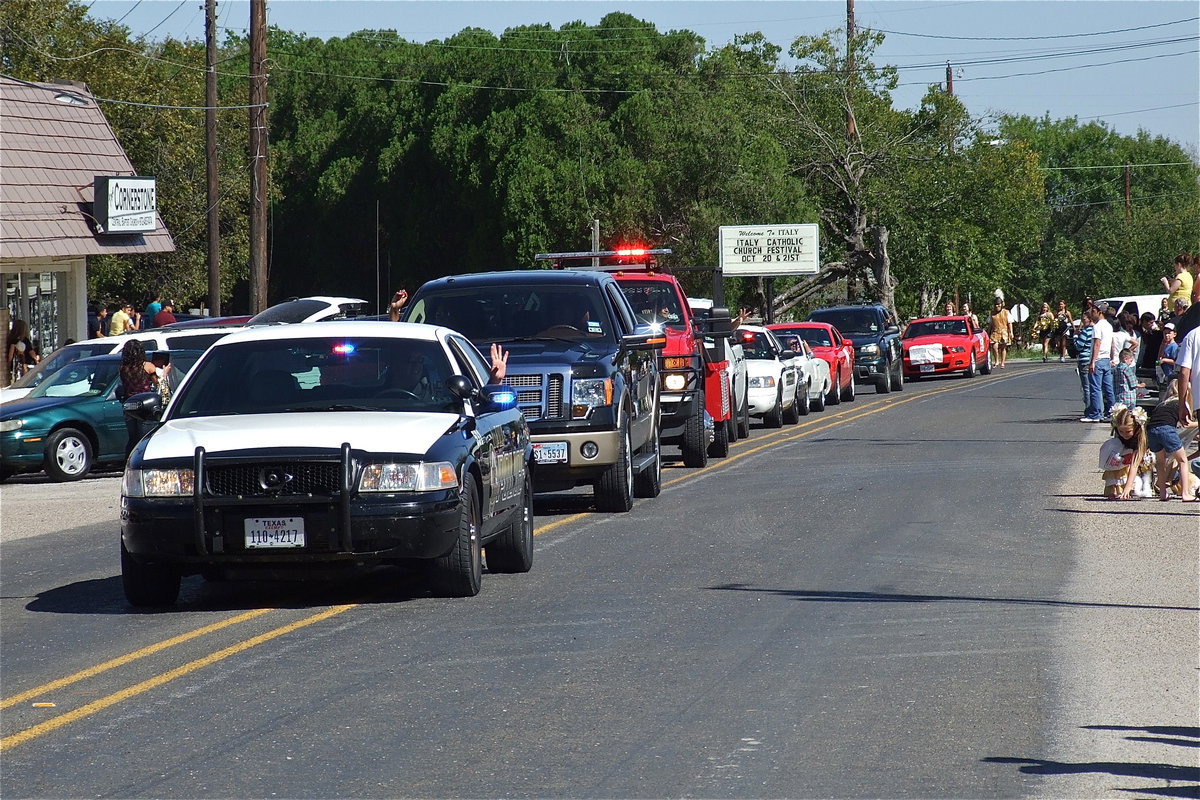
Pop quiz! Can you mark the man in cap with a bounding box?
[154,301,177,328]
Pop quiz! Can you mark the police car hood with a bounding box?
[144,412,459,459]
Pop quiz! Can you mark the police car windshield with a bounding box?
[169,338,463,418]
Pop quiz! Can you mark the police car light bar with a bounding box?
[534,248,673,272]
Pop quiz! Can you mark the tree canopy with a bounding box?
[3,1,1196,320]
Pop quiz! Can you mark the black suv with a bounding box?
[808,303,904,393]
[403,270,665,512]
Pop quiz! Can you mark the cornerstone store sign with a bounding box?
[93,175,157,234]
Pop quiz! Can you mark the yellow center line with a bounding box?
[0,604,356,752]
[0,607,276,710]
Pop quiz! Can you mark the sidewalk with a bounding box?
[1035,420,1199,798]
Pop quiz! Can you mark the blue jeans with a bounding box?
[1077,361,1092,414]
[1087,360,1115,419]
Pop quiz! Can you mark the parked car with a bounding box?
[737,325,801,428]
[807,303,904,394]
[774,333,833,414]
[0,327,244,403]
[402,270,664,512]
[245,296,370,325]
[1,351,203,482]
[901,315,992,379]
[157,314,253,330]
[768,321,855,405]
[119,321,532,606]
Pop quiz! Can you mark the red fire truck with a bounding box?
[535,248,738,466]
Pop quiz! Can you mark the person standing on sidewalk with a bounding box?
[1075,312,1096,422]
[1090,305,1116,420]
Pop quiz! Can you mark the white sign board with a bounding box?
[719,224,820,276]
[93,176,157,234]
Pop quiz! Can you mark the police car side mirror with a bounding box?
[122,391,163,421]
[445,375,476,400]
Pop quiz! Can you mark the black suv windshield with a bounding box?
[404,286,616,344]
[170,338,461,418]
[809,309,880,336]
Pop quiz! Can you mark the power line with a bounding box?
[1041,162,1195,171]
[874,16,1198,41]
[138,1,189,41]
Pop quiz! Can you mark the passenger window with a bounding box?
[606,284,636,334]
[448,335,490,386]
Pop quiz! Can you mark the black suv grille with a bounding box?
[504,373,563,421]
[206,462,342,497]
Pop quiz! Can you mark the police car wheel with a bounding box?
[430,479,483,597]
[487,472,534,573]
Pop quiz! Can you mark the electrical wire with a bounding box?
[138,1,189,41]
[873,17,1198,42]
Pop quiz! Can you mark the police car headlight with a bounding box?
[749,375,776,388]
[123,468,195,497]
[360,462,459,492]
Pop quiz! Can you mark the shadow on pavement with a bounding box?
[707,585,1200,612]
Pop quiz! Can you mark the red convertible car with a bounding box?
[901,315,992,379]
[767,322,856,404]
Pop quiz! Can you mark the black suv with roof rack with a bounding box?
[807,302,904,393]
[402,270,665,512]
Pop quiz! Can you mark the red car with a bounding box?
[767,322,856,404]
[901,315,992,379]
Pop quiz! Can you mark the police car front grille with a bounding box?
[505,373,564,421]
[206,462,342,497]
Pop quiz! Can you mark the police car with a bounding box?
[119,321,532,606]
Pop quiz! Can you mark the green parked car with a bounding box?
[1,351,201,482]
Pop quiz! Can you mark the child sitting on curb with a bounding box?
[1099,404,1150,499]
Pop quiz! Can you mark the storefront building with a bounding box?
[0,76,174,382]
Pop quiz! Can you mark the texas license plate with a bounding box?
[244,517,305,549]
[532,441,568,464]
[920,364,936,373]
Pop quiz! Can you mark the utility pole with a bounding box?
[205,0,220,315]
[845,0,858,301]
[946,61,955,155]
[248,0,269,313]
[1124,163,1132,222]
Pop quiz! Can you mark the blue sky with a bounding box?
[85,0,1199,153]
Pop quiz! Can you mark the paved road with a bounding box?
[1,363,1195,798]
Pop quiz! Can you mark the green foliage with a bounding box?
[6,3,1197,319]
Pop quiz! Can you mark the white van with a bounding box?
[1098,294,1167,320]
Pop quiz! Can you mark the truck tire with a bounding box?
[430,479,483,596]
[122,543,181,607]
[727,415,739,443]
[875,373,891,394]
[486,472,534,573]
[595,422,634,512]
[708,416,730,458]
[681,410,709,468]
[737,398,751,439]
[891,360,904,391]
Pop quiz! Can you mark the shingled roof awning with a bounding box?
[0,76,175,260]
